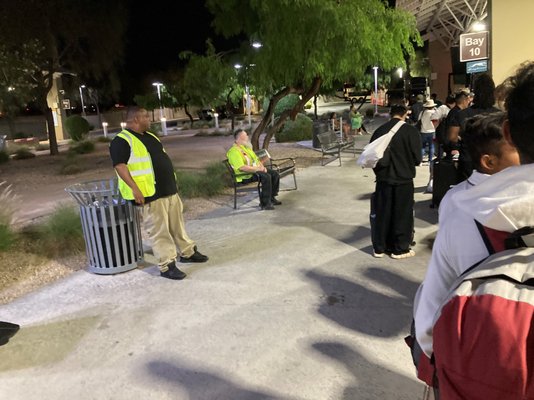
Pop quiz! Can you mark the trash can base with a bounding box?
[88,260,140,275]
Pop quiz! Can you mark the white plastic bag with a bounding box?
[357,120,404,168]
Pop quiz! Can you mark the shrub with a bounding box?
[12,147,36,159]
[59,153,83,175]
[0,181,19,251]
[96,136,111,143]
[175,161,228,199]
[69,140,95,154]
[0,223,15,251]
[275,113,313,143]
[32,205,84,257]
[65,115,90,141]
[0,150,9,164]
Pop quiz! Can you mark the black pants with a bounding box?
[370,180,414,255]
[243,169,280,206]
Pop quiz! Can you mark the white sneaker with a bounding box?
[390,250,416,259]
[373,251,385,258]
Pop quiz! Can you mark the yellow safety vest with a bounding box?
[115,130,158,200]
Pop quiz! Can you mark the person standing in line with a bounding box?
[444,90,471,159]
[430,93,443,107]
[226,129,281,211]
[412,62,534,396]
[450,74,500,179]
[409,94,425,125]
[432,94,456,156]
[437,111,520,221]
[109,107,209,281]
[370,104,422,259]
[419,99,437,164]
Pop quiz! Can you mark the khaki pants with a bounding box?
[141,194,195,271]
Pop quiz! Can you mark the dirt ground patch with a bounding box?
[0,133,323,304]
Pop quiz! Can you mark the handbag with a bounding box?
[357,120,405,168]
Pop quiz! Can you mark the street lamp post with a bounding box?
[372,67,379,116]
[79,85,86,117]
[234,64,252,127]
[152,82,167,136]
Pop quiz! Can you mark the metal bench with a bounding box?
[223,159,262,209]
[255,149,297,191]
[317,130,355,166]
[223,149,297,209]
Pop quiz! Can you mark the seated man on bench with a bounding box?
[226,129,281,210]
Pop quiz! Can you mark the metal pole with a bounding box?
[79,85,86,117]
[246,85,251,127]
[156,84,163,120]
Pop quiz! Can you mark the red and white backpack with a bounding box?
[431,222,534,399]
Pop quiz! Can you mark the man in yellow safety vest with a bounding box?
[109,107,208,280]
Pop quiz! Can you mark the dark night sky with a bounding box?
[119,1,237,103]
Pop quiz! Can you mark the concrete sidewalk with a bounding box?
[0,149,436,400]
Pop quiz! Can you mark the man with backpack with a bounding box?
[412,61,534,398]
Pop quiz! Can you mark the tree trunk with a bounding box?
[184,105,194,128]
[262,108,293,149]
[261,78,322,149]
[250,86,292,150]
[45,107,59,155]
[6,117,16,139]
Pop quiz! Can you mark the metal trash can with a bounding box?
[65,178,143,275]
[312,121,328,149]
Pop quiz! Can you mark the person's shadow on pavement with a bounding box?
[305,267,419,337]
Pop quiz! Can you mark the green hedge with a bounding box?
[65,115,90,141]
[275,113,313,142]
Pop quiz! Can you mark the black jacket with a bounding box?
[370,118,422,184]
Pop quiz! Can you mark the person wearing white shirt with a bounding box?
[414,111,520,360]
[419,99,437,163]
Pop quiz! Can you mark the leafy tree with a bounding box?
[0,0,127,155]
[206,0,421,149]
[0,40,44,138]
[65,115,90,142]
[179,40,240,128]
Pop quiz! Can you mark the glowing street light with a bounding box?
[79,84,86,117]
[251,41,263,48]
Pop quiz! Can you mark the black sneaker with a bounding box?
[271,198,282,205]
[160,261,187,280]
[180,250,209,263]
[0,321,20,346]
[260,203,275,210]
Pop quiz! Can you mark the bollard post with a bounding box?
[102,122,108,138]
[161,117,167,136]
